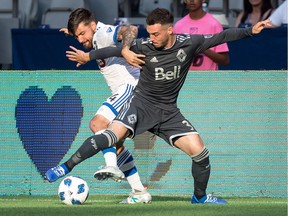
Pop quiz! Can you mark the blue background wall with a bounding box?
[0,70,286,197]
[12,27,287,70]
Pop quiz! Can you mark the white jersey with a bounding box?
[93,22,139,94]
[269,1,287,26]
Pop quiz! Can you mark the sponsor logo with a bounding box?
[150,56,159,62]
[106,27,113,33]
[189,27,198,34]
[155,66,180,80]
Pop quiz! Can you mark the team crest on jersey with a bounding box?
[176,49,187,62]
[127,114,137,124]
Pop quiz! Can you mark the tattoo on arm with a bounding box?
[122,26,138,48]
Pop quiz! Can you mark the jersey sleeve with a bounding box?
[94,25,121,49]
[195,27,253,55]
[212,20,229,53]
[268,1,287,27]
[130,39,142,54]
[89,46,122,60]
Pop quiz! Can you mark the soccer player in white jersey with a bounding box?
[45,8,151,204]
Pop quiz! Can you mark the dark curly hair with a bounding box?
[146,8,174,26]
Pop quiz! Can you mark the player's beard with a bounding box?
[82,40,92,49]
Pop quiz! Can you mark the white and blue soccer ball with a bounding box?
[58,176,89,205]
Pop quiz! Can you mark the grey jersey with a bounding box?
[131,27,253,110]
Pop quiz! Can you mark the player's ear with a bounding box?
[168,25,173,35]
[91,21,97,32]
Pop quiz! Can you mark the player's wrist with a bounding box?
[121,46,130,56]
[85,52,90,62]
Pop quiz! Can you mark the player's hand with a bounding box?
[66,46,90,67]
[252,19,272,34]
[59,28,71,36]
[121,47,145,69]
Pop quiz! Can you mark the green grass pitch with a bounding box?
[0,195,287,216]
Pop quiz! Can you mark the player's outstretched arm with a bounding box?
[252,19,272,34]
[197,19,272,55]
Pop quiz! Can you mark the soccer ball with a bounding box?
[58,176,89,205]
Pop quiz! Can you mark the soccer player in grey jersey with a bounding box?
[47,8,271,204]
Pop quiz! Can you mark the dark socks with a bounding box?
[192,152,210,199]
[64,130,118,171]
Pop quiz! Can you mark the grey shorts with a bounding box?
[114,95,198,146]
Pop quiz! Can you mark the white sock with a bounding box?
[126,173,145,192]
[96,130,117,167]
[102,147,117,167]
[117,148,145,192]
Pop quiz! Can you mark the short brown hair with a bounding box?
[67,8,95,36]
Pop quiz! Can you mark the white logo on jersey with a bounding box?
[150,57,158,62]
[127,114,137,124]
[155,66,180,80]
[177,49,187,62]
[204,34,213,38]
[177,34,190,42]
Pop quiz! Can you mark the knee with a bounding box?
[89,118,98,133]
[89,116,109,134]
[89,120,95,132]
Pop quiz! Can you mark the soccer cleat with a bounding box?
[45,164,69,182]
[191,193,227,204]
[119,189,152,204]
[93,166,125,182]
